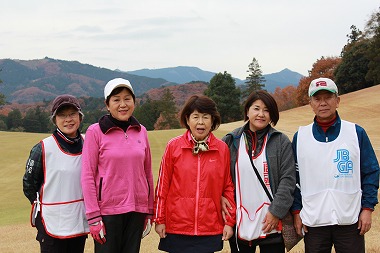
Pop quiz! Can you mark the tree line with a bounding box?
[296,8,380,105]
[0,7,379,133]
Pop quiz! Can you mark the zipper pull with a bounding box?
[125,132,128,139]
[325,136,328,142]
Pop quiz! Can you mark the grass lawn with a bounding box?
[1,84,380,252]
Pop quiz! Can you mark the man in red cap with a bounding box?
[291,78,379,253]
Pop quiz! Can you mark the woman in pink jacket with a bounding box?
[154,95,236,253]
[81,78,154,253]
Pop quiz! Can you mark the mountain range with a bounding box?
[127,67,303,92]
[0,57,303,104]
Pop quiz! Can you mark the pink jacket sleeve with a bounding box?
[81,125,102,224]
[143,129,154,217]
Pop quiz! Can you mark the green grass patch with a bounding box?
[0,131,50,226]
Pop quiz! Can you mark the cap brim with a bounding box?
[310,88,337,97]
[105,84,135,99]
[52,102,81,116]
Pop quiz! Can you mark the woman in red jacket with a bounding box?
[154,95,236,253]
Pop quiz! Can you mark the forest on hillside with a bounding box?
[0,7,379,133]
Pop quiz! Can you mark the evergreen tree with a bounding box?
[346,25,362,45]
[244,57,265,98]
[154,88,180,130]
[204,71,241,123]
[0,119,6,130]
[0,75,5,106]
[364,7,380,85]
[0,115,7,130]
[334,40,372,94]
[82,109,105,132]
[134,97,161,131]
[6,109,23,131]
[23,106,50,133]
[335,9,380,94]
[0,93,4,106]
[23,109,42,133]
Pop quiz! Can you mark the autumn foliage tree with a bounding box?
[296,57,341,106]
[272,85,298,111]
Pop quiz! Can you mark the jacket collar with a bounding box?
[185,130,212,144]
[313,111,341,127]
[99,114,141,134]
[52,129,83,153]
[183,130,216,148]
[312,111,341,137]
[226,122,278,150]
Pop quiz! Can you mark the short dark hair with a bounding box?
[180,95,221,131]
[243,90,279,126]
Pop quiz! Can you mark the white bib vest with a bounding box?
[235,133,279,241]
[297,120,361,227]
[32,136,89,238]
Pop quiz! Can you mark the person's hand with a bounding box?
[222,225,233,240]
[262,211,279,233]
[358,209,372,235]
[221,196,232,223]
[155,223,167,238]
[142,218,152,238]
[293,213,306,236]
[90,221,106,244]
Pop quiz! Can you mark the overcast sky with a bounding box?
[1,1,378,79]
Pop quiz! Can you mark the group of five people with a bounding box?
[23,77,379,253]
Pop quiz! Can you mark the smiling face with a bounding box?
[186,110,212,141]
[55,106,81,138]
[106,88,135,122]
[310,90,340,122]
[247,99,271,132]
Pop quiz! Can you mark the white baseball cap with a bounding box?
[104,78,135,99]
[308,77,338,97]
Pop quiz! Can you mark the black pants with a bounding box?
[94,212,146,253]
[229,233,285,253]
[304,223,365,253]
[158,233,223,253]
[35,213,87,253]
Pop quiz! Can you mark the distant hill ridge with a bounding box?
[0,57,303,103]
[126,66,216,85]
[127,66,303,92]
[0,58,173,103]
